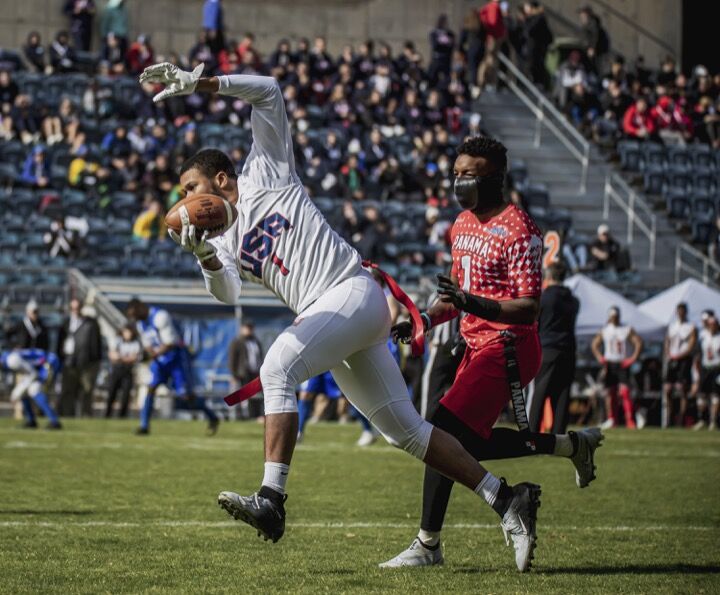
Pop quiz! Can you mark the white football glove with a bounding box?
[168,226,216,263]
[139,62,205,103]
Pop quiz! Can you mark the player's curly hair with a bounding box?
[180,149,238,180]
[456,136,508,172]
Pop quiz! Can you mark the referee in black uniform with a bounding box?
[528,262,579,433]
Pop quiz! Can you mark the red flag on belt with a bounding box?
[224,262,425,407]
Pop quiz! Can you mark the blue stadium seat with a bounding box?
[667,146,692,172]
[693,169,717,194]
[399,265,423,284]
[641,142,666,169]
[690,193,716,221]
[665,190,690,219]
[618,140,642,172]
[525,184,551,209]
[689,144,715,170]
[508,159,529,190]
[690,219,714,244]
[663,165,693,194]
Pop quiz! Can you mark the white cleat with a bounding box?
[600,418,615,430]
[296,431,304,443]
[570,427,604,488]
[692,420,706,431]
[379,538,444,568]
[501,482,541,572]
[356,430,377,447]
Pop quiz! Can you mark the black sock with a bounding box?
[418,538,441,551]
[258,485,285,507]
[491,480,515,517]
[568,431,580,457]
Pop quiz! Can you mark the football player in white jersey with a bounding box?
[692,310,720,430]
[140,63,543,560]
[591,306,643,430]
[662,303,697,428]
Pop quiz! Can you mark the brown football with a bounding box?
[165,193,238,239]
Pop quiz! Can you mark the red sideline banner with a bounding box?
[223,262,425,407]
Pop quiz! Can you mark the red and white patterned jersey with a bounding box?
[450,204,543,350]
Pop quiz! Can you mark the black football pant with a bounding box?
[421,405,558,532]
[528,348,575,434]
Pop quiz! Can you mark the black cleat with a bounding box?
[207,418,220,436]
[135,427,149,435]
[46,421,62,430]
[22,421,38,429]
[218,491,286,543]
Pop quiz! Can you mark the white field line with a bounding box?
[4,440,720,458]
[0,520,714,532]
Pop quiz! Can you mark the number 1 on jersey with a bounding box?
[460,255,472,291]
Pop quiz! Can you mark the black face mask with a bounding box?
[453,170,505,210]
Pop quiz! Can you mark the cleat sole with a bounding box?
[218,494,283,543]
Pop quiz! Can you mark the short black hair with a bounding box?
[677,302,688,311]
[546,261,568,282]
[180,149,238,180]
[456,136,508,172]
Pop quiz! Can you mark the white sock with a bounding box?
[418,529,440,547]
[474,472,501,507]
[262,462,290,494]
[554,434,574,457]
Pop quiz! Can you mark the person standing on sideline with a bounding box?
[528,262,579,433]
[662,303,697,428]
[58,300,103,416]
[11,300,49,351]
[692,311,720,430]
[105,324,143,418]
[591,306,643,429]
[228,320,264,419]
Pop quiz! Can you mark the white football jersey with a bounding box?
[204,75,361,314]
[601,324,632,362]
[667,320,695,358]
[700,329,720,368]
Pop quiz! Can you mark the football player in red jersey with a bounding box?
[381,137,603,571]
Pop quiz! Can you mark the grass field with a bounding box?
[1,418,719,594]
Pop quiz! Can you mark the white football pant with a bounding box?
[260,271,432,459]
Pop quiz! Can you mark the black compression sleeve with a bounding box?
[462,294,502,321]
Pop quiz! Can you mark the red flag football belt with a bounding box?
[223,262,425,406]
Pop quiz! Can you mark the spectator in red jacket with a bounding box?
[623,97,655,139]
[651,95,693,144]
[478,0,506,90]
[479,0,506,42]
[126,34,154,75]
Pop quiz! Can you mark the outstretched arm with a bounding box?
[139,64,295,180]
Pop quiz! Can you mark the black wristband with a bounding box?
[462,294,502,321]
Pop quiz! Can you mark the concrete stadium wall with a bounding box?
[542,0,683,68]
[0,0,682,70]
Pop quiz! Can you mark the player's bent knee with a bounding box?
[260,356,306,415]
[369,399,432,460]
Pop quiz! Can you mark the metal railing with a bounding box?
[497,52,591,194]
[675,243,720,287]
[602,173,656,269]
[67,268,127,330]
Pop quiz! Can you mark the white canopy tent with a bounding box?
[639,279,720,327]
[564,274,666,340]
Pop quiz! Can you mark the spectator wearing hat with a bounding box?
[651,95,693,145]
[589,224,620,271]
[11,300,50,351]
[49,31,77,73]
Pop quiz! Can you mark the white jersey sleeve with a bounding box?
[152,310,180,347]
[5,352,36,376]
[203,236,243,305]
[217,74,296,186]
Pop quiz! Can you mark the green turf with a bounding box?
[0,418,719,594]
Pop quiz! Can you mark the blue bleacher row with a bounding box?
[0,268,67,307]
[618,141,720,244]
